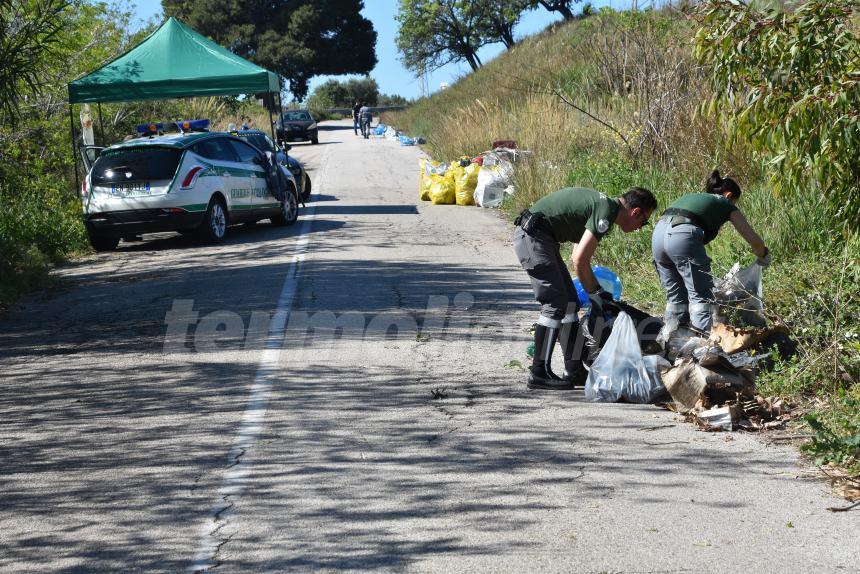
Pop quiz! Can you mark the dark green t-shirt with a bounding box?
[668,193,737,242]
[530,187,620,243]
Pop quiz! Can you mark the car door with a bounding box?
[193,137,251,213]
[80,146,104,173]
[228,138,276,214]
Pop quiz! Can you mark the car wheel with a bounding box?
[271,188,298,227]
[199,197,228,243]
[87,228,119,252]
[301,172,312,202]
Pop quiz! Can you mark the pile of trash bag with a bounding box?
[415,143,524,207]
[577,258,794,428]
[655,262,795,430]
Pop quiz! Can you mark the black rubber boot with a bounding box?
[528,323,574,390]
[560,319,588,388]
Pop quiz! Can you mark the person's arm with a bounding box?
[571,230,600,292]
[730,210,767,257]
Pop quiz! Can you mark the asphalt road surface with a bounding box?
[1,119,857,573]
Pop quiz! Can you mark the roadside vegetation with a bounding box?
[386,2,859,476]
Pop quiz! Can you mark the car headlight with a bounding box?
[308,123,317,130]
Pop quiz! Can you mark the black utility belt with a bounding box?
[661,214,697,226]
[515,209,556,241]
[660,208,717,243]
[661,207,703,228]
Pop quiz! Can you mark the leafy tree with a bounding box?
[694,0,860,229]
[529,0,580,20]
[161,0,377,100]
[307,76,379,109]
[307,79,350,110]
[396,0,493,73]
[0,0,69,121]
[472,0,531,49]
[379,93,409,107]
[343,77,379,105]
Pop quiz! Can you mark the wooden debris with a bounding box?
[710,321,790,354]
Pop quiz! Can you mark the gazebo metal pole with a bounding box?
[276,91,284,146]
[69,104,80,194]
[268,91,277,145]
[97,102,106,146]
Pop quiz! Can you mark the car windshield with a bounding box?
[281,111,312,122]
[90,147,183,185]
[239,134,274,153]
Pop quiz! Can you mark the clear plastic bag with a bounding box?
[585,312,669,403]
[713,262,766,327]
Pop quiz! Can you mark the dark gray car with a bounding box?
[277,110,318,145]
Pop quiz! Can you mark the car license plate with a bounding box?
[112,182,151,195]
[291,137,303,142]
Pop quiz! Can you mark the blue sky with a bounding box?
[128,1,624,101]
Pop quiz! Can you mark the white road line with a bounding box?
[191,145,331,572]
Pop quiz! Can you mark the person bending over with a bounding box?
[513,186,657,390]
[651,170,770,334]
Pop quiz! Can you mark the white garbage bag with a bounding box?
[585,312,669,403]
[474,166,507,208]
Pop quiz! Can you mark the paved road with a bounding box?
[1,119,857,573]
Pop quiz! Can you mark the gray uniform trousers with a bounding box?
[512,226,579,320]
[651,217,714,331]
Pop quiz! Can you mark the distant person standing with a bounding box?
[359,103,373,139]
[352,100,362,136]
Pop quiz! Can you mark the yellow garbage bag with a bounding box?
[454,162,479,206]
[449,164,464,196]
[419,158,443,201]
[428,172,456,205]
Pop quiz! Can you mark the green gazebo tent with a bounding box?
[68,17,279,103]
[66,17,283,184]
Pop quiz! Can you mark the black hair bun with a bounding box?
[706,169,723,194]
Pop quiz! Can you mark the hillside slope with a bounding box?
[386,7,859,477]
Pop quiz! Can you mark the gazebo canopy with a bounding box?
[68,17,279,104]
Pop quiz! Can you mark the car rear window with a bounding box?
[282,111,312,122]
[239,134,273,153]
[193,138,240,162]
[91,147,183,185]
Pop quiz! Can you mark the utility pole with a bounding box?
[417,62,430,99]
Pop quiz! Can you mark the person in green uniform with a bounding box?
[651,170,771,334]
[513,186,657,390]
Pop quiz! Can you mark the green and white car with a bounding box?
[80,130,299,251]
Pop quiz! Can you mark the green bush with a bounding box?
[803,393,860,473]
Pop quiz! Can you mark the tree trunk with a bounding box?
[539,1,575,20]
[500,25,515,49]
[465,49,482,70]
